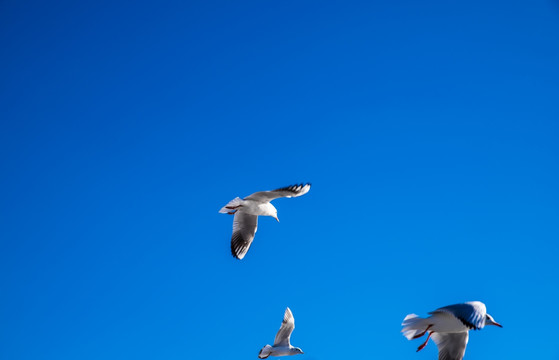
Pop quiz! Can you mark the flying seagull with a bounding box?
[258,307,304,359]
[219,183,311,260]
[402,301,502,360]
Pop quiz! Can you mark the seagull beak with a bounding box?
[491,320,503,328]
[275,216,280,222]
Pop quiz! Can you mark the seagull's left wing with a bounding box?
[431,332,469,360]
[273,307,295,347]
[230,212,258,260]
[245,184,311,202]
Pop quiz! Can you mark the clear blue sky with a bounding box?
[1,1,558,359]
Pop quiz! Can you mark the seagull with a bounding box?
[258,307,304,359]
[219,183,311,260]
[401,301,502,360]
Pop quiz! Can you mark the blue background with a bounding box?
[1,1,558,359]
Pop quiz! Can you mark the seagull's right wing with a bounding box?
[231,212,258,260]
[273,307,295,347]
[430,302,486,330]
[245,184,311,202]
[431,332,469,360]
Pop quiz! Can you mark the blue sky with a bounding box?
[1,0,558,359]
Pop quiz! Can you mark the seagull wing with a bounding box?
[430,302,486,330]
[230,212,258,260]
[245,184,311,202]
[273,307,295,347]
[431,332,469,360]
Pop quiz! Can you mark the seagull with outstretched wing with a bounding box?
[258,307,304,359]
[401,301,502,360]
[219,184,311,260]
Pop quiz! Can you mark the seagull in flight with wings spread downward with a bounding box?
[219,183,311,260]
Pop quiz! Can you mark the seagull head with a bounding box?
[485,314,502,328]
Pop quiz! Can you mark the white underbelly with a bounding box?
[243,202,274,216]
[270,346,293,357]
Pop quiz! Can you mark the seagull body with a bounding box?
[219,183,311,260]
[402,301,502,360]
[259,345,299,358]
[258,307,304,359]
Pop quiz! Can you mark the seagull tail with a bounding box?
[219,197,244,213]
[401,314,429,340]
[258,345,273,359]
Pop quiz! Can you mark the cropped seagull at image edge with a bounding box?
[219,183,311,260]
[258,307,304,359]
[401,301,502,360]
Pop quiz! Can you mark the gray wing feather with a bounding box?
[230,212,258,260]
[431,332,469,360]
[273,307,295,347]
[430,302,486,330]
[245,184,311,202]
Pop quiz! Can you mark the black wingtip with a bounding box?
[230,247,242,260]
[230,244,241,260]
[276,183,312,192]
